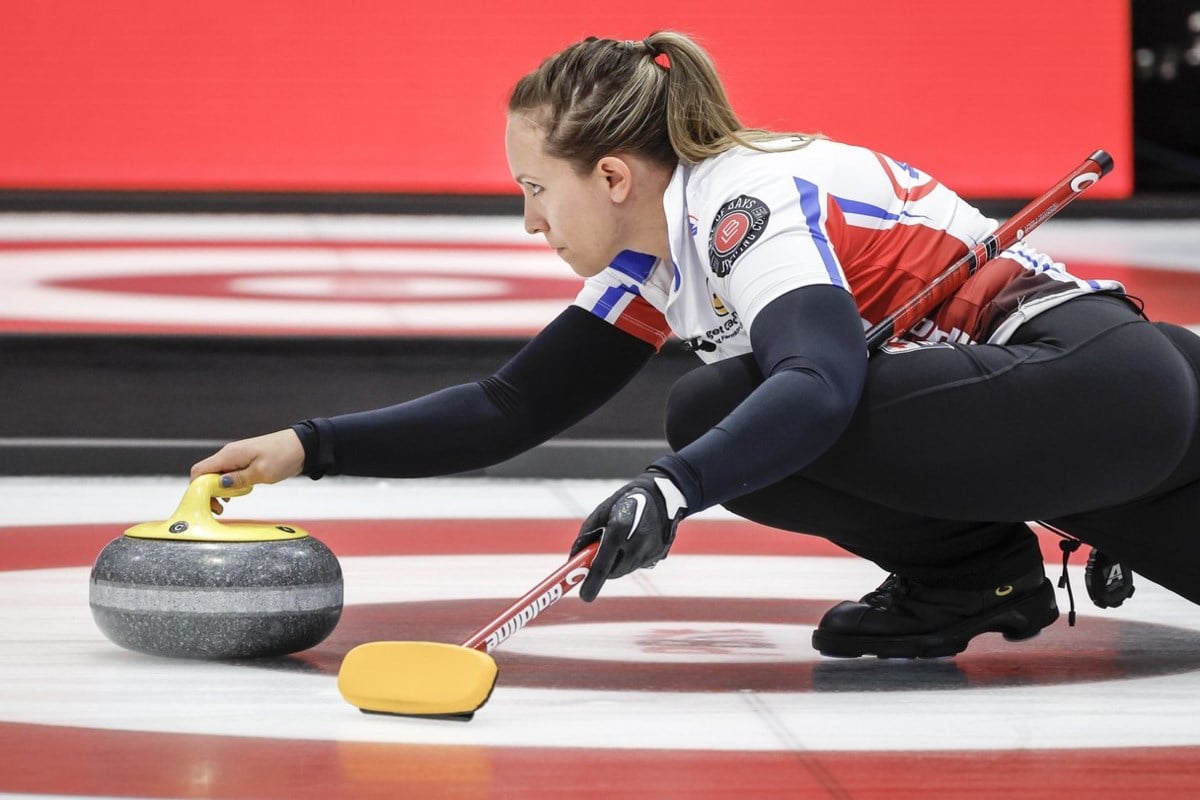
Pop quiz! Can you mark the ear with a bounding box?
[594,156,633,203]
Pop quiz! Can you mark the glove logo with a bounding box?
[626,492,648,539]
[574,472,684,601]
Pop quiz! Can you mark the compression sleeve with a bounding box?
[651,284,867,511]
[292,306,655,478]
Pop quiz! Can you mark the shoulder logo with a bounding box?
[709,195,770,277]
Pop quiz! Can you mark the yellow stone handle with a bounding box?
[182,472,254,511]
[123,474,308,542]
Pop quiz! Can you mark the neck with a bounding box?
[620,162,674,262]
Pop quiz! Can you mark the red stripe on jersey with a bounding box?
[823,195,848,260]
[828,214,969,326]
[873,151,940,202]
[613,293,672,350]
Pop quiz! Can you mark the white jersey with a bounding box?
[574,138,1122,361]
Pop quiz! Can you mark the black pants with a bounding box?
[664,294,1200,604]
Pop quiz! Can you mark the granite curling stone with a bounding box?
[90,474,343,659]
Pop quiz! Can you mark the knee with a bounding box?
[663,370,712,451]
[664,359,759,451]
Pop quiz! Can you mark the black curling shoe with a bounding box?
[812,569,1060,659]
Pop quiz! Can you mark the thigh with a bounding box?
[806,296,1200,521]
[665,350,1043,583]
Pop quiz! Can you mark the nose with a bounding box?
[523,200,547,236]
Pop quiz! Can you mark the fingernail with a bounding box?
[220,475,234,488]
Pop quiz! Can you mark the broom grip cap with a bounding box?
[1090,149,1114,176]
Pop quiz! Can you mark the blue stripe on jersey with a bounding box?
[792,177,845,288]
[609,250,658,283]
[832,195,931,223]
[833,196,900,221]
[891,158,920,179]
[592,284,636,319]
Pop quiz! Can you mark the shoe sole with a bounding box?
[811,579,1061,659]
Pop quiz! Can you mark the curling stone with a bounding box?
[89,474,343,659]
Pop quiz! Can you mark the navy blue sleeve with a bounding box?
[292,306,655,478]
[651,284,867,511]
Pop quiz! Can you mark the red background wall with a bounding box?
[0,1,1132,197]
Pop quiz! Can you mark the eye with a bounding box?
[524,182,544,197]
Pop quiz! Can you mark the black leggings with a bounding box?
[664,294,1200,603]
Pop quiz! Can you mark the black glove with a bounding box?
[570,470,688,602]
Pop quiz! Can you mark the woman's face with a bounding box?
[505,114,624,278]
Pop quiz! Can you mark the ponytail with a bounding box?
[508,31,816,172]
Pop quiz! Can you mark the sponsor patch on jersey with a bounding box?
[711,292,730,317]
[709,195,770,277]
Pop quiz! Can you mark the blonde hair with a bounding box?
[508,31,817,172]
